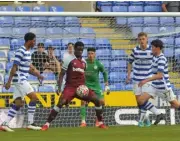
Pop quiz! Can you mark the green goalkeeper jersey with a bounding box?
[85,59,108,91]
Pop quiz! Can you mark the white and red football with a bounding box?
[76,85,89,97]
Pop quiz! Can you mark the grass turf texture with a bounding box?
[0,125,180,141]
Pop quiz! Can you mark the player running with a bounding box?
[80,48,110,127]
[138,39,180,125]
[126,32,162,127]
[0,32,44,132]
[42,42,107,131]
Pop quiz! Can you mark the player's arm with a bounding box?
[138,58,165,87]
[126,49,134,83]
[29,64,44,81]
[5,50,22,89]
[99,61,110,94]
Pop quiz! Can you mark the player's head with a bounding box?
[24,32,36,48]
[37,43,45,53]
[87,47,96,60]
[138,32,148,48]
[151,39,164,56]
[74,41,84,58]
[67,42,74,54]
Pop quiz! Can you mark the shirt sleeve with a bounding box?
[62,54,74,71]
[13,49,24,66]
[157,58,166,73]
[98,61,108,82]
[129,49,135,64]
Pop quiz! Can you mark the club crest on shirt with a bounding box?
[94,65,97,69]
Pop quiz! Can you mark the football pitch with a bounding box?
[0,125,180,141]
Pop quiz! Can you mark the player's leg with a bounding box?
[42,86,75,131]
[80,100,87,127]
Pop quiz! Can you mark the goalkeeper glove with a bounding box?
[105,85,110,95]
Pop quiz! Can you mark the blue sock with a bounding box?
[28,101,36,125]
[139,102,147,122]
[142,101,160,115]
[4,104,20,125]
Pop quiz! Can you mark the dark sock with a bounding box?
[47,109,58,123]
[95,107,103,122]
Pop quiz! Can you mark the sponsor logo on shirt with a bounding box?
[73,67,84,73]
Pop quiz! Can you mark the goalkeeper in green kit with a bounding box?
[80,47,110,127]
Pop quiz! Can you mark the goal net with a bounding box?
[0,12,180,127]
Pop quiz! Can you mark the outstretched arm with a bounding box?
[29,64,43,80]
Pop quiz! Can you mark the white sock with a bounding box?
[28,102,36,125]
[149,106,161,115]
[139,109,146,122]
[45,122,50,127]
[81,120,86,124]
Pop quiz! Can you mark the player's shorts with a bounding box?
[13,81,34,99]
[62,85,96,102]
[133,82,153,96]
[148,86,176,102]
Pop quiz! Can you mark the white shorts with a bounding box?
[133,82,153,95]
[13,81,34,99]
[149,87,176,102]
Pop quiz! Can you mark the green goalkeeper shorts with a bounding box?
[93,89,104,99]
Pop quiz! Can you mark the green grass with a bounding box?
[1,125,180,141]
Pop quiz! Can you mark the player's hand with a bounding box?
[4,81,11,90]
[138,80,147,87]
[126,77,131,84]
[105,85,110,95]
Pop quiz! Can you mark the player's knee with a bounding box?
[14,97,23,108]
[100,99,105,106]
[81,101,86,106]
[137,97,146,106]
[170,101,180,109]
[28,92,38,102]
[58,98,68,108]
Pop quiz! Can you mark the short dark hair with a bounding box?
[24,32,36,42]
[151,39,164,50]
[87,47,96,52]
[74,41,84,49]
[67,42,74,47]
[37,43,44,47]
[138,32,147,38]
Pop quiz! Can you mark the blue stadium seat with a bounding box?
[44,39,62,49]
[111,60,127,70]
[6,62,13,73]
[33,6,47,12]
[0,27,11,37]
[0,51,6,58]
[62,38,78,48]
[13,27,29,37]
[125,84,133,90]
[113,1,129,6]
[99,60,110,69]
[144,1,162,5]
[144,17,159,26]
[29,28,45,37]
[0,38,10,46]
[14,17,31,27]
[82,49,87,58]
[80,27,95,37]
[112,6,128,12]
[48,17,64,27]
[42,72,56,80]
[0,62,5,71]
[160,17,174,26]
[175,37,180,47]
[0,6,14,11]
[148,37,157,44]
[28,75,38,82]
[54,49,61,58]
[129,1,144,5]
[99,73,104,83]
[96,49,111,60]
[97,1,112,6]
[131,27,143,37]
[143,27,159,34]
[39,85,55,92]
[46,28,63,37]
[10,38,25,50]
[79,38,95,47]
[64,27,80,35]
[159,26,175,33]
[8,51,15,61]
[110,72,126,82]
[95,38,111,49]
[175,48,180,58]
[65,17,80,27]
[164,48,174,58]
[128,6,143,12]
[101,6,112,12]
[128,17,143,26]
[0,17,14,27]
[144,6,162,12]
[16,6,31,11]
[2,87,14,93]
[49,6,64,12]
[109,83,125,91]
[0,73,4,84]
[116,17,127,25]
[175,17,180,24]
[159,37,174,47]
[31,17,48,27]
[111,49,127,59]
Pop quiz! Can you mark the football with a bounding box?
[76,85,89,97]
